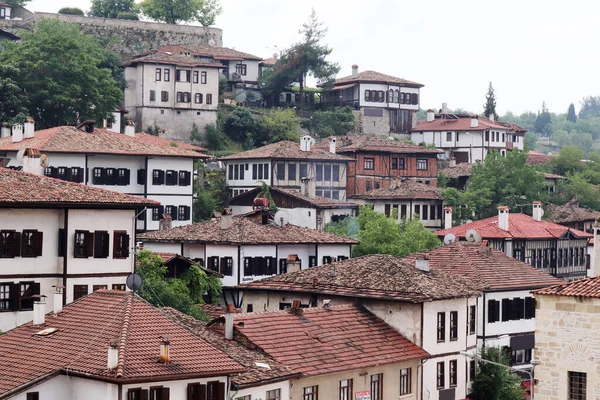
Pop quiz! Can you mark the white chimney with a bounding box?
[124,120,135,137]
[225,304,234,340]
[415,256,430,272]
[489,113,495,122]
[300,135,312,152]
[441,103,448,115]
[53,290,63,314]
[22,149,44,176]
[221,208,233,230]
[426,109,435,122]
[497,206,510,231]
[471,115,479,128]
[107,342,119,370]
[593,222,600,278]
[23,117,34,139]
[301,178,316,199]
[444,206,453,229]
[532,201,543,222]
[0,124,10,138]
[351,64,359,79]
[109,111,122,133]
[12,123,23,143]
[33,299,46,326]
[329,137,336,154]
[449,157,456,168]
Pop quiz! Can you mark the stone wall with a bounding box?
[0,11,222,60]
[534,294,600,399]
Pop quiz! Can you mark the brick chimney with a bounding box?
[159,337,170,363]
[497,206,510,231]
[159,214,172,230]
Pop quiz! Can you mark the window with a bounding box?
[201,71,207,84]
[469,305,476,334]
[364,90,371,102]
[105,168,117,185]
[266,389,280,400]
[187,383,205,400]
[152,206,164,221]
[243,257,277,276]
[206,381,223,400]
[26,394,39,400]
[21,230,42,258]
[252,164,258,180]
[153,169,165,185]
[417,159,428,170]
[219,257,233,276]
[0,284,10,310]
[303,386,318,400]
[525,297,536,319]
[400,368,412,395]
[195,93,203,103]
[165,170,178,186]
[393,89,399,103]
[488,299,500,323]
[71,167,84,183]
[437,362,445,389]
[74,230,93,258]
[422,205,429,220]
[149,90,156,101]
[113,231,130,259]
[150,387,170,400]
[300,163,308,179]
[155,68,161,81]
[276,162,285,180]
[446,132,453,141]
[164,69,170,82]
[371,374,382,400]
[94,231,110,259]
[236,64,247,76]
[365,181,372,192]
[414,204,420,217]
[193,71,199,83]
[165,205,178,221]
[113,284,126,291]
[398,157,406,170]
[316,164,323,181]
[469,360,476,381]
[207,94,213,104]
[437,312,446,342]
[161,91,169,102]
[324,164,332,181]
[179,206,191,221]
[117,168,130,186]
[568,371,587,400]
[364,158,374,170]
[387,89,393,103]
[449,311,458,341]
[176,69,190,82]
[502,298,514,321]
[179,170,192,186]
[378,90,385,102]
[513,297,525,320]
[512,348,532,365]
[449,360,457,387]
[128,388,149,400]
[332,190,340,200]
[288,163,297,181]
[338,379,352,400]
[309,256,317,268]
[73,285,88,301]
[93,167,104,185]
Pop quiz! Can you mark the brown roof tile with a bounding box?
[412,115,516,133]
[0,168,158,207]
[241,254,481,302]
[441,163,475,179]
[0,291,244,396]
[547,201,600,224]
[527,151,552,166]
[138,216,358,245]
[331,70,424,88]
[230,186,359,209]
[349,180,442,200]
[533,276,600,298]
[335,135,440,154]
[156,45,263,61]
[122,51,224,68]
[133,132,208,154]
[231,304,429,377]
[220,141,354,161]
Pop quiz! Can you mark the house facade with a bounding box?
[0,122,202,231]
[0,167,158,332]
[0,2,11,19]
[221,138,353,201]
[411,109,525,163]
[321,66,422,136]
[547,200,600,234]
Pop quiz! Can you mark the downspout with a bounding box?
[420,302,425,399]
[84,154,89,184]
[144,156,149,231]
[132,207,147,273]
[62,209,69,306]
[482,293,487,351]
[118,384,122,400]
[237,245,241,285]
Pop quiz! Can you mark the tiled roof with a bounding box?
[331,70,424,88]
[122,51,224,68]
[441,163,474,179]
[156,45,263,61]
[411,242,562,291]
[335,135,441,154]
[547,201,600,224]
[161,307,300,388]
[527,151,552,165]
[0,168,158,207]
[231,304,429,377]
[349,180,442,200]
[133,132,208,154]
[229,186,359,209]
[0,291,244,396]
[542,172,566,180]
[497,121,527,133]
[197,304,242,320]
[436,212,592,240]
[220,141,354,161]
[0,126,200,158]
[261,57,278,66]
[533,276,600,298]
[241,254,481,302]
[138,216,358,245]
[412,115,514,132]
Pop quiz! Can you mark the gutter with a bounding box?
[0,370,61,400]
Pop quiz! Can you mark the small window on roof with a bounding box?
[33,327,58,337]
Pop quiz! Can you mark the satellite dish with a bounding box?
[466,229,482,243]
[126,273,143,292]
[274,210,289,226]
[443,233,456,245]
[272,52,278,59]
[15,149,25,165]
[208,39,216,47]
[40,154,49,168]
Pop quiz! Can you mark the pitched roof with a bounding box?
[156,44,263,61]
[527,151,552,166]
[122,51,224,68]
[139,252,224,278]
[349,180,442,201]
[0,126,201,158]
[0,168,158,207]
[412,115,513,133]
[331,70,424,88]
[441,163,475,179]
[412,242,562,291]
[161,307,300,388]
[436,212,592,240]
[231,304,429,377]
[219,141,354,161]
[533,276,600,298]
[133,132,208,154]
[0,291,244,396]
[241,254,481,302]
[229,186,359,209]
[335,135,441,154]
[138,216,358,245]
[547,201,600,224]
[261,57,278,66]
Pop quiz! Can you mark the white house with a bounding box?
[0,290,245,399]
[0,167,158,332]
[320,65,423,136]
[411,108,526,163]
[0,2,11,19]
[137,214,357,288]
[239,254,481,400]
[221,138,353,201]
[0,121,204,231]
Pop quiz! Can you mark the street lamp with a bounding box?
[460,351,539,400]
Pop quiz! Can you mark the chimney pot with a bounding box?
[426,109,435,122]
[225,307,234,340]
[300,135,313,152]
[532,201,543,222]
[415,256,430,272]
[286,255,302,273]
[444,206,453,229]
[53,290,63,315]
[351,64,359,79]
[471,115,479,128]
[497,206,510,231]
[292,299,302,309]
[159,337,171,363]
[33,299,46,326]
[107,342,119,370]
[23,117,34,139]
[329,137,336,154]
[11,123,23,143]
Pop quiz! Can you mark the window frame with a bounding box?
[266,389,281,400]
[449,310,458,341]
[303,386,318,400]
[73,284,88,301]
[568,371,587,400]
[235,63,247,76]
[416,158,428,170]
[400,368,412,395]
[469,305,476,334]
[370,373,383,400]
[449,359,457,387]
[164,69,170,82]
[364,158,374,170]
[193,71,199,84]
[338,379,352,400]
[437,312,446,342]
[155,68,161,81]
[201,71,207,84]
[436,361,445,389]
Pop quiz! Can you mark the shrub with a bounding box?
[204,123,226,150]
[310,106,355,137]
[116,11,139,20]
[224,108,258,142]
[58,7,85,15]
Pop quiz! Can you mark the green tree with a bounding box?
[579,96,600,119]
[4,0,29,6]
[552,145,585,175]
[309,107,355,137]
[203,123,226,150]
[524,131,538,151]
[483,82,498,121]
[0,64,28,124]
[190,122,202,143]
[470,347,527,400]
[554,173,600,210]
[88,0,138,18]
[138,0,222,25]
[567,103,577,123]
[534,102,552,136]
[58,7,85,15]
[0,19,122,128]
[193,166,228,222]
[255,108,300,146]
[136,250,222,320]
[223,107,259,144]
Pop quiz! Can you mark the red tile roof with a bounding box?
[231,304,429,377]
[229,186,359,209]
[122,51,225,68]
[527,151,552,166]
[412,115,514,133]
[547,201,600,224]
[436,212,592,240]
[331,70,424,88]
[411,242,562,291]
[0,291,244,396]
[241,254,481,302]
[138,216,358,245]
[0,168,158,207]
[349,180,442,200]
[441,163,475,179]
[133,132,208,154]
[335,135,441,154]
[533,276,600,298]
[261,57,278,66]
[156,45,262,61]
[220,141,354,161]
[0,126,201,158]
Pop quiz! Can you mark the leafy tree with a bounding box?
[554,173,600,210]
[254,108,300,146]
[89,0,138,19]
[579,95,600,119]
[567,103,577,123]
[223,107,258,144]
[136,250,222,320]
[470,347,527,400]
[552,145,584,175]
[203,123,226,150]
[138,0,222,25]
[193,166,228,222]
[0,19,122,129]
[309,107,356,137]
[523,131,537,151]
[4,0,29,6]
[0,64,28,124]
[534,102,552,136]
[59,7,84,15]
[116,11,139,20]
[190,122,202,143]
[483,82,498,121]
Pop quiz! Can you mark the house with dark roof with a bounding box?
[411,108,526,163]
[138,214,357,288]
[437,203,593,281]
[0,167,158,331]
[0,290,245,399]
[440,160,474,190]
[547,200,600,234]
[320,65,423,136]
[239,254,481,400]
[0,121,203,231]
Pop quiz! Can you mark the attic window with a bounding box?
[255,362,271,369]
[33,327,58,337]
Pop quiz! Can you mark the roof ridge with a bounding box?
[116,293,134,378]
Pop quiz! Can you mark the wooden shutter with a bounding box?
[140,389,149,400]
[32,282,40,297]
[58,228,66,257]
[34,231,43,256]
[77,167,84,183]
[86,231,95,258]
[63,166,72,181]
[217,382,225,400]
[50,167,58,178]
[137,169,146,185]
[244,257,251,275]
[122,234,130,258]
[113,232,121,258]
[161,388,170,400]
[159,170,165,184]
[184,206,191,221]
[9,283,19,311]
[169,205,178,220]
[11,232,21,257]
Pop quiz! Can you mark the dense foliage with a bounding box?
[193,166,228,222]
[470,347,527,400]
[483,82,498,121]
[138,0,221,25]
[58,7,84,15]
[0,64,27,124]
[308,107,356,137]
[222,107,301,148]
[88,0,138,18]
